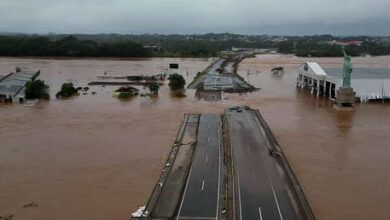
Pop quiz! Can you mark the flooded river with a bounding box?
[1,55,389,220]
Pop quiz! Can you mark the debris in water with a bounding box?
[24,99,39,107]
[132,206,148,218]
[23,202,38,208]
[0,214,14,220]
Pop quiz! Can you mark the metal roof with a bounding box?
[307,62,327,76]
[0,70,40,97]
[204,75,234,90]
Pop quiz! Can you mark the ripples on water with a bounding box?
[0,55,390,220]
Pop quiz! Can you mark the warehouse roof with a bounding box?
[0,70,40,97]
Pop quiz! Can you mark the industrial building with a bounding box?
[0,70,40,103]
[297,62,390,102]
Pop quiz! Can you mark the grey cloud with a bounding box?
[0,0,389,35]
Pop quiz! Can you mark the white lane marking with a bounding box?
[258,206,263,220]
[216,115,221,220]
[271,185,284,220]
[229,113,242,220]
[244,110,284,220]
[237,171,243,220]
[176,166,193,220]
[205,154,208,163]
[227,113,237,220]
[201,180,205,191]
[208,137,210,142]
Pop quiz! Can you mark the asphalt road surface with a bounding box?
[228,108,298,220]
[207,59,225,76]
[176,114,222,220]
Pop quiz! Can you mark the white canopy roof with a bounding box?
[306,62,327,76]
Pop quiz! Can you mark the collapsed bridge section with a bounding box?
[188,53,258,101]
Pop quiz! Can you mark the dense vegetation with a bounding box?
[168,73,186,90]
[277,38,390,57]
[118,91,137,99]
[0,33,274,58]
[56,82,78,98]
[1,33,390,58]
[148,82,160,95]
[53,33,274,57]
[0,36,151,57]
[25,80,50,99]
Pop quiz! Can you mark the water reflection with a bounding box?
[334,111,356,136]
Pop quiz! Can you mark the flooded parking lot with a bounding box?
[1,55,390,220]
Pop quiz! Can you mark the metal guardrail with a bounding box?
[253,109,317,220]
[187,58,222,89]
[134,114,190,220]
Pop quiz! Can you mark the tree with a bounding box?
[168,73,186,90]
[148,82,160,95]
[25,80,50,99]
[277,41,294,53]
[0,35,151,57]
[56,82,78,98]
[118,92,135,99]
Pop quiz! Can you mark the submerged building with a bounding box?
[297,62,390,102]
[204,75,234,90]
[0,70,40,103]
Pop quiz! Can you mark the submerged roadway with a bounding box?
[227,107,298,220]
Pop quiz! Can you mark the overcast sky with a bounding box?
[1,0,390,35]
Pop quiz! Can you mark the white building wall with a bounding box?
[298,62,390,102]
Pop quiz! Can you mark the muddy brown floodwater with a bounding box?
[1,55,390,220]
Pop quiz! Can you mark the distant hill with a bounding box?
[0,33,389,57]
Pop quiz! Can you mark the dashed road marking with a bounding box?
[258,206,263,220]
[271,186,284,220]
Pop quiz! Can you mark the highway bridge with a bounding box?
[187,54,256,93]
[228,107,297,220]
[132,107,315,220]
[176,114,222,220]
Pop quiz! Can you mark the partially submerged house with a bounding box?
[0,70,40,103]
[297,62,390,102]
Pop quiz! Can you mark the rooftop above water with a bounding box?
[0,70,40,97]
